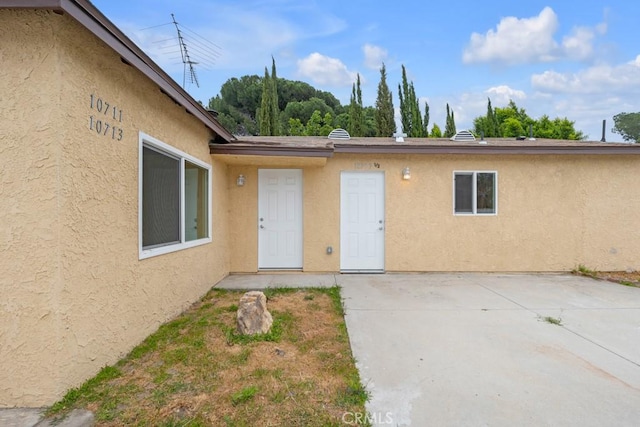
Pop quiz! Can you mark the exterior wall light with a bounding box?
[402,167,411,180]
[236,174,245,186]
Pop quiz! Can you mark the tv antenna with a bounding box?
[172,13,199,89]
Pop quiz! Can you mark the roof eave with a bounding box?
[333,144,640,155]
[209,144,334,158]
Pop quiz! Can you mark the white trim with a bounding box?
[138,132,212,260]
[452,170,498,216]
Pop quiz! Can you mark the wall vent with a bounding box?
[450,130,476,141]
[328,128,350,140]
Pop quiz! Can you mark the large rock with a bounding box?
[236,291,273,335]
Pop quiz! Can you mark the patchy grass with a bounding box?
[46,286,369,426]
[573,265,640,288]
[573,264,598,278]
[542,316,562,326]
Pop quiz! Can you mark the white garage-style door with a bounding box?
[258,169,303,270]
[340,171,385,272]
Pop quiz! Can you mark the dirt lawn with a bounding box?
[47,287,368,426]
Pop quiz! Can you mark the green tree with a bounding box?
[612,112,640,142]
[398,65,427,137]
[374,63,396,137]
[431,123,442,138]
[334,112,350,131]
[475,98,500,138]
[398,65,411,135]
[552,117,585,140]
[501,117,525,137]
[409,83,424,137]
[320,112,334,136]
[349,74,364,137]
[288,118,305,136]
[270,57,280,135]
[474,99,585,140]
[305,110,323,136]
[444,104,456,137]
[258,66,272,136]
[423,101,430,137]
[363,106,377,137]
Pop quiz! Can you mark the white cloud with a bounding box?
[363,44,388,70]
[463,7,559,65]
[296,53,358,86]
[561,27,595,61]
[486,85,527,104]
[462,7,606,65]
[531,55,640,94]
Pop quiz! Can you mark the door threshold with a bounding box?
[340,270,385,274]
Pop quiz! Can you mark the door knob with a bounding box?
[378,227,383,230]
[260,225,265,229]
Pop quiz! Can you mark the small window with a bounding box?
[454,171,497,215]
[139,133,212,259]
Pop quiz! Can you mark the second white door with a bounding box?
[340,171,385,272]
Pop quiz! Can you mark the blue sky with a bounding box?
[92,0,640,141]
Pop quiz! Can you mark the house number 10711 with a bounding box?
[89,94,124,141]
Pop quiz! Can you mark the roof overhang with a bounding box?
[211,154,328,167]
[209,144,334,158]
[333,143,640,155]
[4,0,235,142]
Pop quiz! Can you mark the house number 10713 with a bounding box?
[89,94,124,141]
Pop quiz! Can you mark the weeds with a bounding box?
[231,385,258,406]
[574,264,597,278]
[543,316,562,325]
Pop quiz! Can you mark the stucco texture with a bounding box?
[225,153,640,273]
[1,10,229,407]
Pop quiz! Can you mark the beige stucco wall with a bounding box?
[1,10,229,407]
[226,153,640,273]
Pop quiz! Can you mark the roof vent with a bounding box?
[450,130,476,141]
[328,128,350,140]
[394,132,407,143]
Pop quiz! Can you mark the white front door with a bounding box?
[340,171,385,272]
[258,169,303,269]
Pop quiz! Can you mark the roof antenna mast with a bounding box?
[171,13,199,89]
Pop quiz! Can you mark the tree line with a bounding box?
[207,59,640,142]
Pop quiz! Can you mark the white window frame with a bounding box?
[139,132,212,259]
[452,171,498,216]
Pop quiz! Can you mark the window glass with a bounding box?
[139,135,212,259]
[142,146,180,248]
[476,173,496,214]
[184,161,209,241]
[454,171,497,215]
[454,173,473,213]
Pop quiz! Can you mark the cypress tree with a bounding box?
[270,57,280,135]
[445,103,457,137]
[423,101,430,137]
[409,83,423,137]
[349,74,364,137]
[259,67,271,136]
[399,65,411,135]
[374,63,396,137]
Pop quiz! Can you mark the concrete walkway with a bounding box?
[219,272,640,426]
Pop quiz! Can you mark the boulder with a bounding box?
[236,291,273,335]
